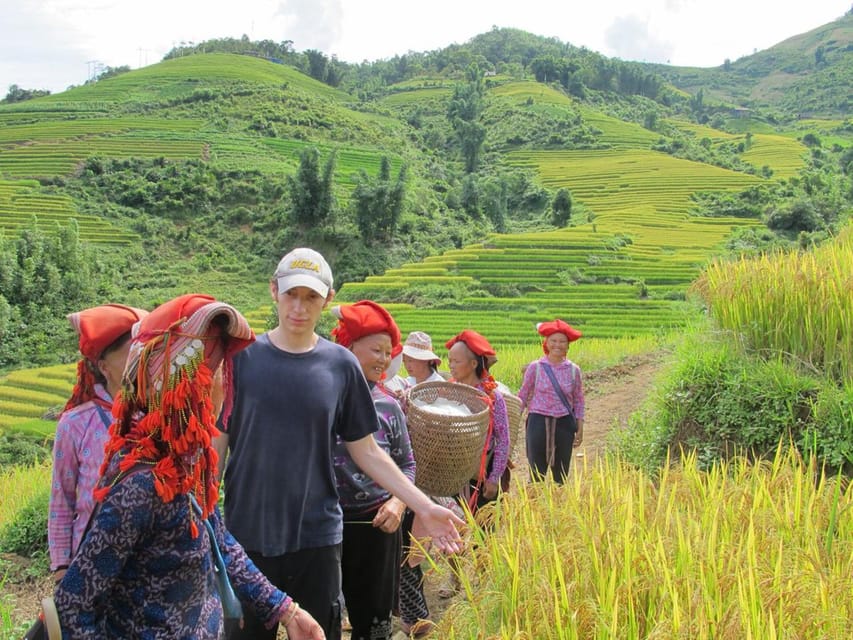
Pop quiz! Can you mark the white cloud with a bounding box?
[604,14,675,63]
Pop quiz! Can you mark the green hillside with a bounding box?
[650,12,853,115]
[0,24,850,391]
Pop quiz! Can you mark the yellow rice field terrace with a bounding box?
[741,133,808,178]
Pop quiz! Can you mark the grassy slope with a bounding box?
[649,13,853,115]
[349,79,772,343]
[0,49,842,434]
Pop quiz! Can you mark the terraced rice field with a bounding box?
[0,179,138,244]
[0,135,206,178]
[0,364,75,437]
[741,133,808,178]
[342,145,770,342]
[27,54,350,106]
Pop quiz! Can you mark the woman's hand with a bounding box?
[373,497,406,533]
[284,605,325,640]
[574,421,584,448]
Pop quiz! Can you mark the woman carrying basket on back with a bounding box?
[445,330,510,511]
[518,319,585,483]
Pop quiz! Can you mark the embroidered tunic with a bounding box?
[479,382,510,485]
[54,466,289,638]
[518,357,585,419]
[49,384,113,571]
[334,384,416,515]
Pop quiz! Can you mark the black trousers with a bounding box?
[398,509,429,626]
[228,544,343,640]
[341,512,402,640]
[526,412,577,483]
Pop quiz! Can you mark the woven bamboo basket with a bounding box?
[405,381,491,496]
[502,392,524,462]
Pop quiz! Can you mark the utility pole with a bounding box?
[85,60,104,81]
[137,48,151,68]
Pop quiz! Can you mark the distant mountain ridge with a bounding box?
[647,12,853,115]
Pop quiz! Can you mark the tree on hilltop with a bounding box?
[3,84,50,103]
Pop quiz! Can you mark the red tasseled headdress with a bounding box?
[94,294,255,536]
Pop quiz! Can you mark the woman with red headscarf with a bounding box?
[518,319,585,482]
[445,330,510,511]
[49,303,148,584]
[53,294,324,640]
[330,300,415,640]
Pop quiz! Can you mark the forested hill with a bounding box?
[0,22,851,371]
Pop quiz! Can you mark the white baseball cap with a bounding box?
[273,248,333,297]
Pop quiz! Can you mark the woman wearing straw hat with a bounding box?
[401,331,445,387]
[53,294,324,639]
[330,300,414,640]
[445,330,510,510]
[518,319,585,483]
[49,303,148,585]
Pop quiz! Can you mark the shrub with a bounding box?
[0,488,49,557]
[614,333,849,472]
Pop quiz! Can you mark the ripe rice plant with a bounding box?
[431,446,853,638]
[693,225,853,383]
[0,460,51,532]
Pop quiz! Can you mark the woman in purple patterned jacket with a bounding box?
[518,319,585,483]
[331,300,415,640]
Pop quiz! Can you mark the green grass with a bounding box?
[14,54,350,107]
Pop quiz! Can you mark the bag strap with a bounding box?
[539,362,574,416]
[189,494,243,620]
[93,403,112,429]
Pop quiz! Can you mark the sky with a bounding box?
[2,0,851,95]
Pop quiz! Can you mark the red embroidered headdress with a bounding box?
[95,294,255,533]
[536,319,582,354]
[445,330,498,369]
[330,300,401,350]
[64,304,148,413]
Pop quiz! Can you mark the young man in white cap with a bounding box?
[217,248,463,640]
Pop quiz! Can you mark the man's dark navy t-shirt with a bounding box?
[223,334,379,556]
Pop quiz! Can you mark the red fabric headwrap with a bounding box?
[331,300,401,349]
[445,329,496,358]
[64,304,148,413]
[537,319,582,342]
[69,303,148,364]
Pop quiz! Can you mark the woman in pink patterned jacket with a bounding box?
[48,304,148,582]
[518,319,585,483]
